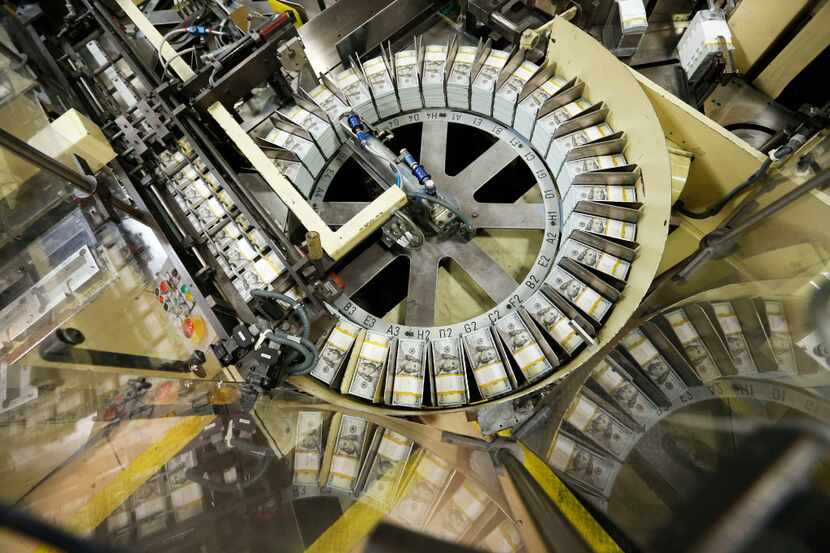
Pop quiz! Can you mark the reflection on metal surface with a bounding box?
[298,0,438,74]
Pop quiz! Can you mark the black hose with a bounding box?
[674,157,773,219]
[250,289,310,341]
[268,332,318,375]
[0,502,128,553]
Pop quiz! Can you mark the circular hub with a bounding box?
[310,109,561,339]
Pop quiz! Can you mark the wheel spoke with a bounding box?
[447,140,519,197]
[337,242,400,296]
[468,202,547,230]
[439,240,518,302]
[404,245,442,326]
[419,120,448,178]
[317,202,369,227]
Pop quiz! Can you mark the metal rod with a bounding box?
[0,40,27,69]
[675,167,830,282]
[0,127,148,221]
[496,449,596,553]
[0,127,96,194]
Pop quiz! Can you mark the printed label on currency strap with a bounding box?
[664,309,720,381]
[337,70,371,105]
[561,239,630,280]
[483,520,522,553]
[495,311,553,380]
[423,48,447,84]
[310,85,347,117]
[282,106,324,136]
[498,61,537,98]
[327,415,368,491]
[431,337,468,406]
[525,290,584,353]
[592,360,659,426]
[621,329,687,399]
[395,50,417,66]
[568,212,636,241]
[548,432,619,496]
[547,266,612,322]
[463,328,512,397]
[393,338,427,406]
[293,411,323,485]
[553,99,593,124]
[336,68,362,87]
[539,76,568,97]
[712,302,742,333]
[396,52,420,89]
[473,51,508,88]
[390,480,439,527]
[555,123,614,151]
[454,46,477,65]
[424,45,447,61]
[418,451,453,487]
[348,331,390,399]
[365,62,393,94]
[765,301,797,374]
[363,430,412,504]
[431,482,488,540]
[390,451,452,528]
[712,302,758,373]
[311,319,360,383]
[566,394,638,458]
[565,154,627,177]
[377,430,412,461]
[454,482,489,520]
[570,185,637,203]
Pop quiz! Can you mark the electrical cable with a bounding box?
[213,0,231,14]
[0,502,127,553]
[161,44,198,79]
[250,289,310,341]
[268,333,318,375]
[674,157,773,219]
[408,191,474,230]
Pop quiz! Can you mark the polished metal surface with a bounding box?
[311,109,558,332]
[298,0,438,74]
[703,79,800,149]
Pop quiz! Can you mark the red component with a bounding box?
[158,296,164,304]
[329,272,345,290]
[158,280,170,294]
[101,406,117,421]
[258,12,291,38]
[182,317,195,338]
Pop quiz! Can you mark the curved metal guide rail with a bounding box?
[159,19,672,412]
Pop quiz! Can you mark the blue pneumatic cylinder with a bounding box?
[186,25,211,36]
[346,114,363,133]
[400,148,436,195]
[346,114,371,144]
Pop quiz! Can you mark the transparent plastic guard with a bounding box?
[0,208,114,365]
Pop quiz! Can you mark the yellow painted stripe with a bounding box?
[519,443,623,553]
[267,0,304,28]
[34,415,213,553]
[305,500,385,553]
